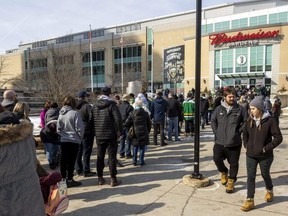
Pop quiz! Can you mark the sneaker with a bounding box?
[84,171,96,177]
[175,139,182,142]
[225,178,235,193]
[241,198,255,211]
[140,162,145,166]
[265,190,274,202]
[66,179,82,188]
[97,177,106,185]
[220,172,228,185]
[119,155,125,159]
[111,177,121,187]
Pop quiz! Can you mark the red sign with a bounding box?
[209,29,280,46]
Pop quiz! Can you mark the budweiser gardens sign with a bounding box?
[209,29,281,48]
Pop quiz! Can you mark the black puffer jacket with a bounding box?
[125,108,151,147]
[243,114,282,158]
[91,98,123,140]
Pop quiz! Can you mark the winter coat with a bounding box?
[182,98,195,120]
[150,96,168,123]
[0,119,46,216]
[243,113,282,158]
[76,100,94,136]
[91,96,123,140]
[118,101,134,127]
[211,101,247,147]
[200,97,209,115]
[167,97,182,118]
[125,108,151,147]
[57,105,84,144]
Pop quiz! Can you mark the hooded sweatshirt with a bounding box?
[57,105,84,144]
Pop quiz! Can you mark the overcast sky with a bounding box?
[0,0,243,54]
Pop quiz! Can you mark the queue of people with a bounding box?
[0,86,284,214]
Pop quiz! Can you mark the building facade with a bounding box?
[1,0,288,97]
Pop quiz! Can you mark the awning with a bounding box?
[217,72,265,79]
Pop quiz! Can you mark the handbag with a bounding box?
[128,125,136,139]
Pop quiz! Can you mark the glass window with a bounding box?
[269,13,278,24]
[279,12,288,23]
[265,45,272,71]
[215,21,230,32]
[202,23,213,35]
[250,15,267,26]
[215,51,220,74]
[221,49,233,74]
[235,47,248,73]
[250,46,264,72]
[231,18,248,29]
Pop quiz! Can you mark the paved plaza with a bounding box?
[37,116,288,216]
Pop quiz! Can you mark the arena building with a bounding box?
[1,0,288,98]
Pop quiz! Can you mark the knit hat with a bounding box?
[249,97,265,111]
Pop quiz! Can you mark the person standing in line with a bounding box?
[57,96,84,188]
[40,101,51,129]
[272,96,282,126]
[241,97,282,212]
[0,110,47,216]
[91,87,123,187]
[40,102,61,170]
[211,88,247,193]
[150,91,169,146]
[125,99,151,166]
[166,93,182,142]
[182,92,195,137]
[75,91,96,177]
[200,93,209,129]
[1,89,18,111]
[118,94,134,159]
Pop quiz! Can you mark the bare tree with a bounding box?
[12,44,88,105]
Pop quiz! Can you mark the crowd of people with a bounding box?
[0,85,284,214]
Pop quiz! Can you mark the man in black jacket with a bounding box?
[118,94,134,158]
[211,88,247,193]
[75,91,96,177]
[91,87,123,187]
[167,93,182,141]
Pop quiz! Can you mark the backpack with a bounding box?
[45,180,69,216]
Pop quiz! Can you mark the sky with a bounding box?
[0,0,243,54]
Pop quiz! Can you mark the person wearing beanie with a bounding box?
[241,97,282,212]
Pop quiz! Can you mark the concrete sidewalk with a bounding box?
[37,116,288,216]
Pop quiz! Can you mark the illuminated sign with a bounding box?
[209,29,280,47]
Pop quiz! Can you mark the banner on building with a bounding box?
[163,45,185,84]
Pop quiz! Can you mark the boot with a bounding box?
[97,177,106,185]
[111,177,121,187]
[220,172,228,185]
[265,190,274,202]
[241,198,255,211]
[225,178,235,193]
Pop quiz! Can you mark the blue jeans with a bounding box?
[44,142,60,165]
[167,116,179,141]
[119,127,132,157]
[246,155,274,199]
[133,145,146,165]
[76,133,94,173]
